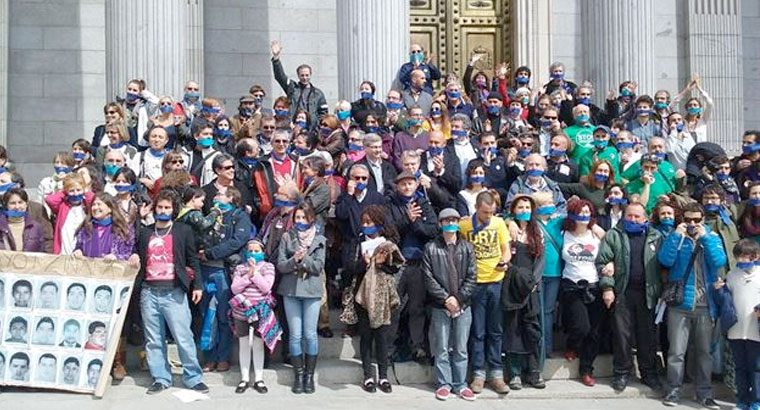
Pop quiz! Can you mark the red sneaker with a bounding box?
[435,387,451,401]
[581,374,596,387]
[459,387,476,401]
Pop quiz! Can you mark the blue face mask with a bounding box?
[569,214,591,223]
[67,194,84,203]
[541,119,553,128]
[304,176,314,187]
[197,137,214,148]
[636,109,652,116]
[526,169,543,177]
[294,147,311,157]
[748,198,760,207]
[687,225,697,235]
[577,97,591,106]
[716,172,730,181]
[704,204,721,213]
[607,197,628,205]
[406,119,421,128]
[92,216,112,227]
[441,224,460,232]
[295,120,307,128]
[486,147,499,156]
[73,152,86,161]
[592,139,608,149]
[294,222,311,232]
[654,102,668,110]
[184,91,200,101]
[537,205,556,216]
[149,147,166,157]
[617,142,634,150]
[215,128,231,138]
[487,106,501,115]
[114,184,135,193]
[247,251,266,263]
[109,141,125,149]
[387,102,404,110]
[154,213,172,222]
[54,166,71,175]
[623,219,648,234]
[274,109,289,117]
[660,218,675,227]
[320,127,333,136]
[550,72,564,80]
[0,182,15,194]
[737,261,755,271]
[274,199,299,208]
[575,114,590,123]
[126,92,140,103]
[468,175,485,184]
[360,91,374,101]
[676,123,685,132]
[687,106,703,115]
[451,130,468,139]
[363,225,382,236]
[593,173,609,182]
[549,149,566,157]
[519,149,532,158]
[516,75,530,85]
[213,200,234,212]
[742,143,760,155]
[428,146,444,156]
[447,90,460,99]
[202,106,221,115]
[430,109,442,117]
[159,105,174,114]
[355,182,367,192]
[337,110,351,120]
[242,158,259,167]
[410,53,424,64]
[365,126,380,134]
[347,143,364,152]
[514,212,531,221]
[621,89,633,97]
[509,107,522,116]
[4,209,27,219]
[104,164,120,177]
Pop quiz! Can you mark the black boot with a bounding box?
[304,354,317,394]
[291,355,304,394]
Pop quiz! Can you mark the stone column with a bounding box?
[581,0,655,100]
[336,0,409,102]
[686,0,743,153]
[0,0,7,146]
[512,0,553,86]
[105,0,204,101]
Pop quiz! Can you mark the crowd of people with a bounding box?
[0,39,758,408]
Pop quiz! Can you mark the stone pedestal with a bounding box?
[512,0,553,86]
[0,0,7,146]
[105,0,204,100]
[686,0,743,153]
[582,0,655,100]
[336,0,409,101]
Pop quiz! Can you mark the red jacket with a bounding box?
[45,190,95,254]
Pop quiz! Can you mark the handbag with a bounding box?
[661,242,701,306]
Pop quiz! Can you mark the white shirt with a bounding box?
[725,267,760,342]
[61,205,86,255]
[453,140,477,183]
[665,130,696,171]
[141,150,166,181]
[458,188,487,216]
[561,230,600,284]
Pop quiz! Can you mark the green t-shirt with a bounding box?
[578,146,621,181]
[624,161,678,212]
[565,124,596,162]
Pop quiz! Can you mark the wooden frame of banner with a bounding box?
[0,250,138,398]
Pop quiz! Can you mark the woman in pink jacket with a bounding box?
[45,173,95,254]
[230,238,281,394]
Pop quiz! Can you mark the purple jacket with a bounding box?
[76,224,135,261]
[0,216,45,252]
[391,130,429,171]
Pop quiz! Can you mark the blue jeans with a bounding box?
[283,296,321,356]
[430,307,472,391]
[200,265,231,363]
[469,282,503,380]
[141,287,203,388]
[730,339,760,406]
[542,276,560,358]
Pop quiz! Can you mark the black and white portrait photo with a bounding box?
[65,282,86,311]
[31,316,56,346]
[11,279,32,308]
[59,319,82,348]
[36,280,60,309]
[5,315,29,344]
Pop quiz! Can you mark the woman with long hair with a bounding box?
[558,159,616,214]
[739,181,760,242]
[503,195,546,389]
[149,151,198,200]
[456,159,489,216]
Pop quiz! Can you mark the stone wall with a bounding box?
[7,0,106,187]
[743,0,760,133]
[203,0,338,114]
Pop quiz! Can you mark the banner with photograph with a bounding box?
[0,250,138,397]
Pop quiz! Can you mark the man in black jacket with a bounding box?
[270,40,328,126]
[422,208,477,401]
[130,190,208,395]
[360,133,397,197]
[387,171,439,363]
[421,130,461,208]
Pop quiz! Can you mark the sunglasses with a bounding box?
[171,160,184,165]
[543,116,557,120]
[683,217,702,223]
[353,176,369,181]
[262,126,275,130]
[220,165,234,171]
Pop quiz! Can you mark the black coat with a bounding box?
[359,158,398,197]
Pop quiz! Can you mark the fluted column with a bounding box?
[512,0,553,86]
[336,0,409,101]
[686,0,743,153]
[582,0,655,100]
[0,0,7,146]
[105,0,204,100]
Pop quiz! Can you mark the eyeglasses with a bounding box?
[543,116,557,120]
[262,126,275,130]
[353,176,369,181]
[410,50,423,54]
[220,165,235,171]
[273,139,289,144]
[171,160,184,165]
[683,217,702,223]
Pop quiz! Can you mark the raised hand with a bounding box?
[271,40,282,59]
